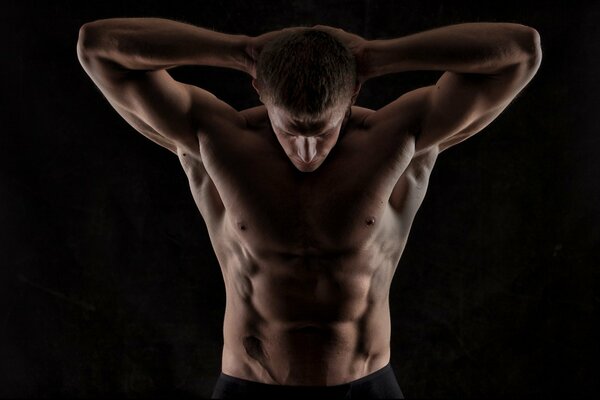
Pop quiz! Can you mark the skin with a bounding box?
[260,102,352,172]
[77,19,541,386]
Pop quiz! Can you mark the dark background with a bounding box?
[2,0,598,397]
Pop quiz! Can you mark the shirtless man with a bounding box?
[76,18,541,399]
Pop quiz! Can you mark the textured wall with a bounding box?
[1,0,598,397]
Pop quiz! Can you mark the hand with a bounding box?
[311,24,371,84]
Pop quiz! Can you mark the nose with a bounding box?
[294,136,318,163]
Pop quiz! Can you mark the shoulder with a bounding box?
[351,96,422,153]
[240,105,269,129]
[361,87,431,133]
[351,106,374,128]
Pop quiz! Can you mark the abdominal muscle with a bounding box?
[217,238,394,386]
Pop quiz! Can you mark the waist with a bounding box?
[215,361,397,399]
[223,361,393,387]
[221,317,391,385]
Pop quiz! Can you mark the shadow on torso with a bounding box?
[178,105,437,260]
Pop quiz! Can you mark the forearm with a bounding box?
[77,17,250,73]
[365,22,540,79]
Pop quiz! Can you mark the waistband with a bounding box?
[218,362,393,388]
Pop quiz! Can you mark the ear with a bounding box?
[252,79,263,102]
[350,81,361,105]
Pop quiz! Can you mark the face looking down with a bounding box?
[266,104,350,172]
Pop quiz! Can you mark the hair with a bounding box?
[256,28,357,121]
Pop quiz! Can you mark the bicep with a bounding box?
[417,59,540,153]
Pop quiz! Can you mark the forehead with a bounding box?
[271,105,344,134]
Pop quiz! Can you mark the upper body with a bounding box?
[77,18,542,385]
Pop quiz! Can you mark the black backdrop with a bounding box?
[2,0,598,398]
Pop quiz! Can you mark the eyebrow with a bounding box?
[281,125,330,136]
[282,116,344,136]
[289,120,327,133]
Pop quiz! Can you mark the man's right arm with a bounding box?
[77,18,252,155]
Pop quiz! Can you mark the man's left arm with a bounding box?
[362,22,542,155]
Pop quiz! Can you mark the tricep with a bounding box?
[417,55,541,154]
[77,46,200,154]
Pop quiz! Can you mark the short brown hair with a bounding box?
[256,28,357,120]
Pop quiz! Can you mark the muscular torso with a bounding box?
[177,105,438,385]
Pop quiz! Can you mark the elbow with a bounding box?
[76,24,97,68]
[77,20,112,54]
[506,25,542,74]
[520,26,543,67]
[77,23,99,54]
[526,26,542,58]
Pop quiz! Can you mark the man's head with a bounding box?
[252,28,361,172]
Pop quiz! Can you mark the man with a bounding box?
[77,17,541,399]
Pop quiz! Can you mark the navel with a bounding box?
[237,221,248,231]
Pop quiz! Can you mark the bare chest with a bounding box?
[190,121,415,257]
[223,166,391,256]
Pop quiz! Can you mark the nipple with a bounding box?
[237,221,247,231]
[366,216,376,226]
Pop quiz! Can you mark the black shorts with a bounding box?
[211,362,404,399]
